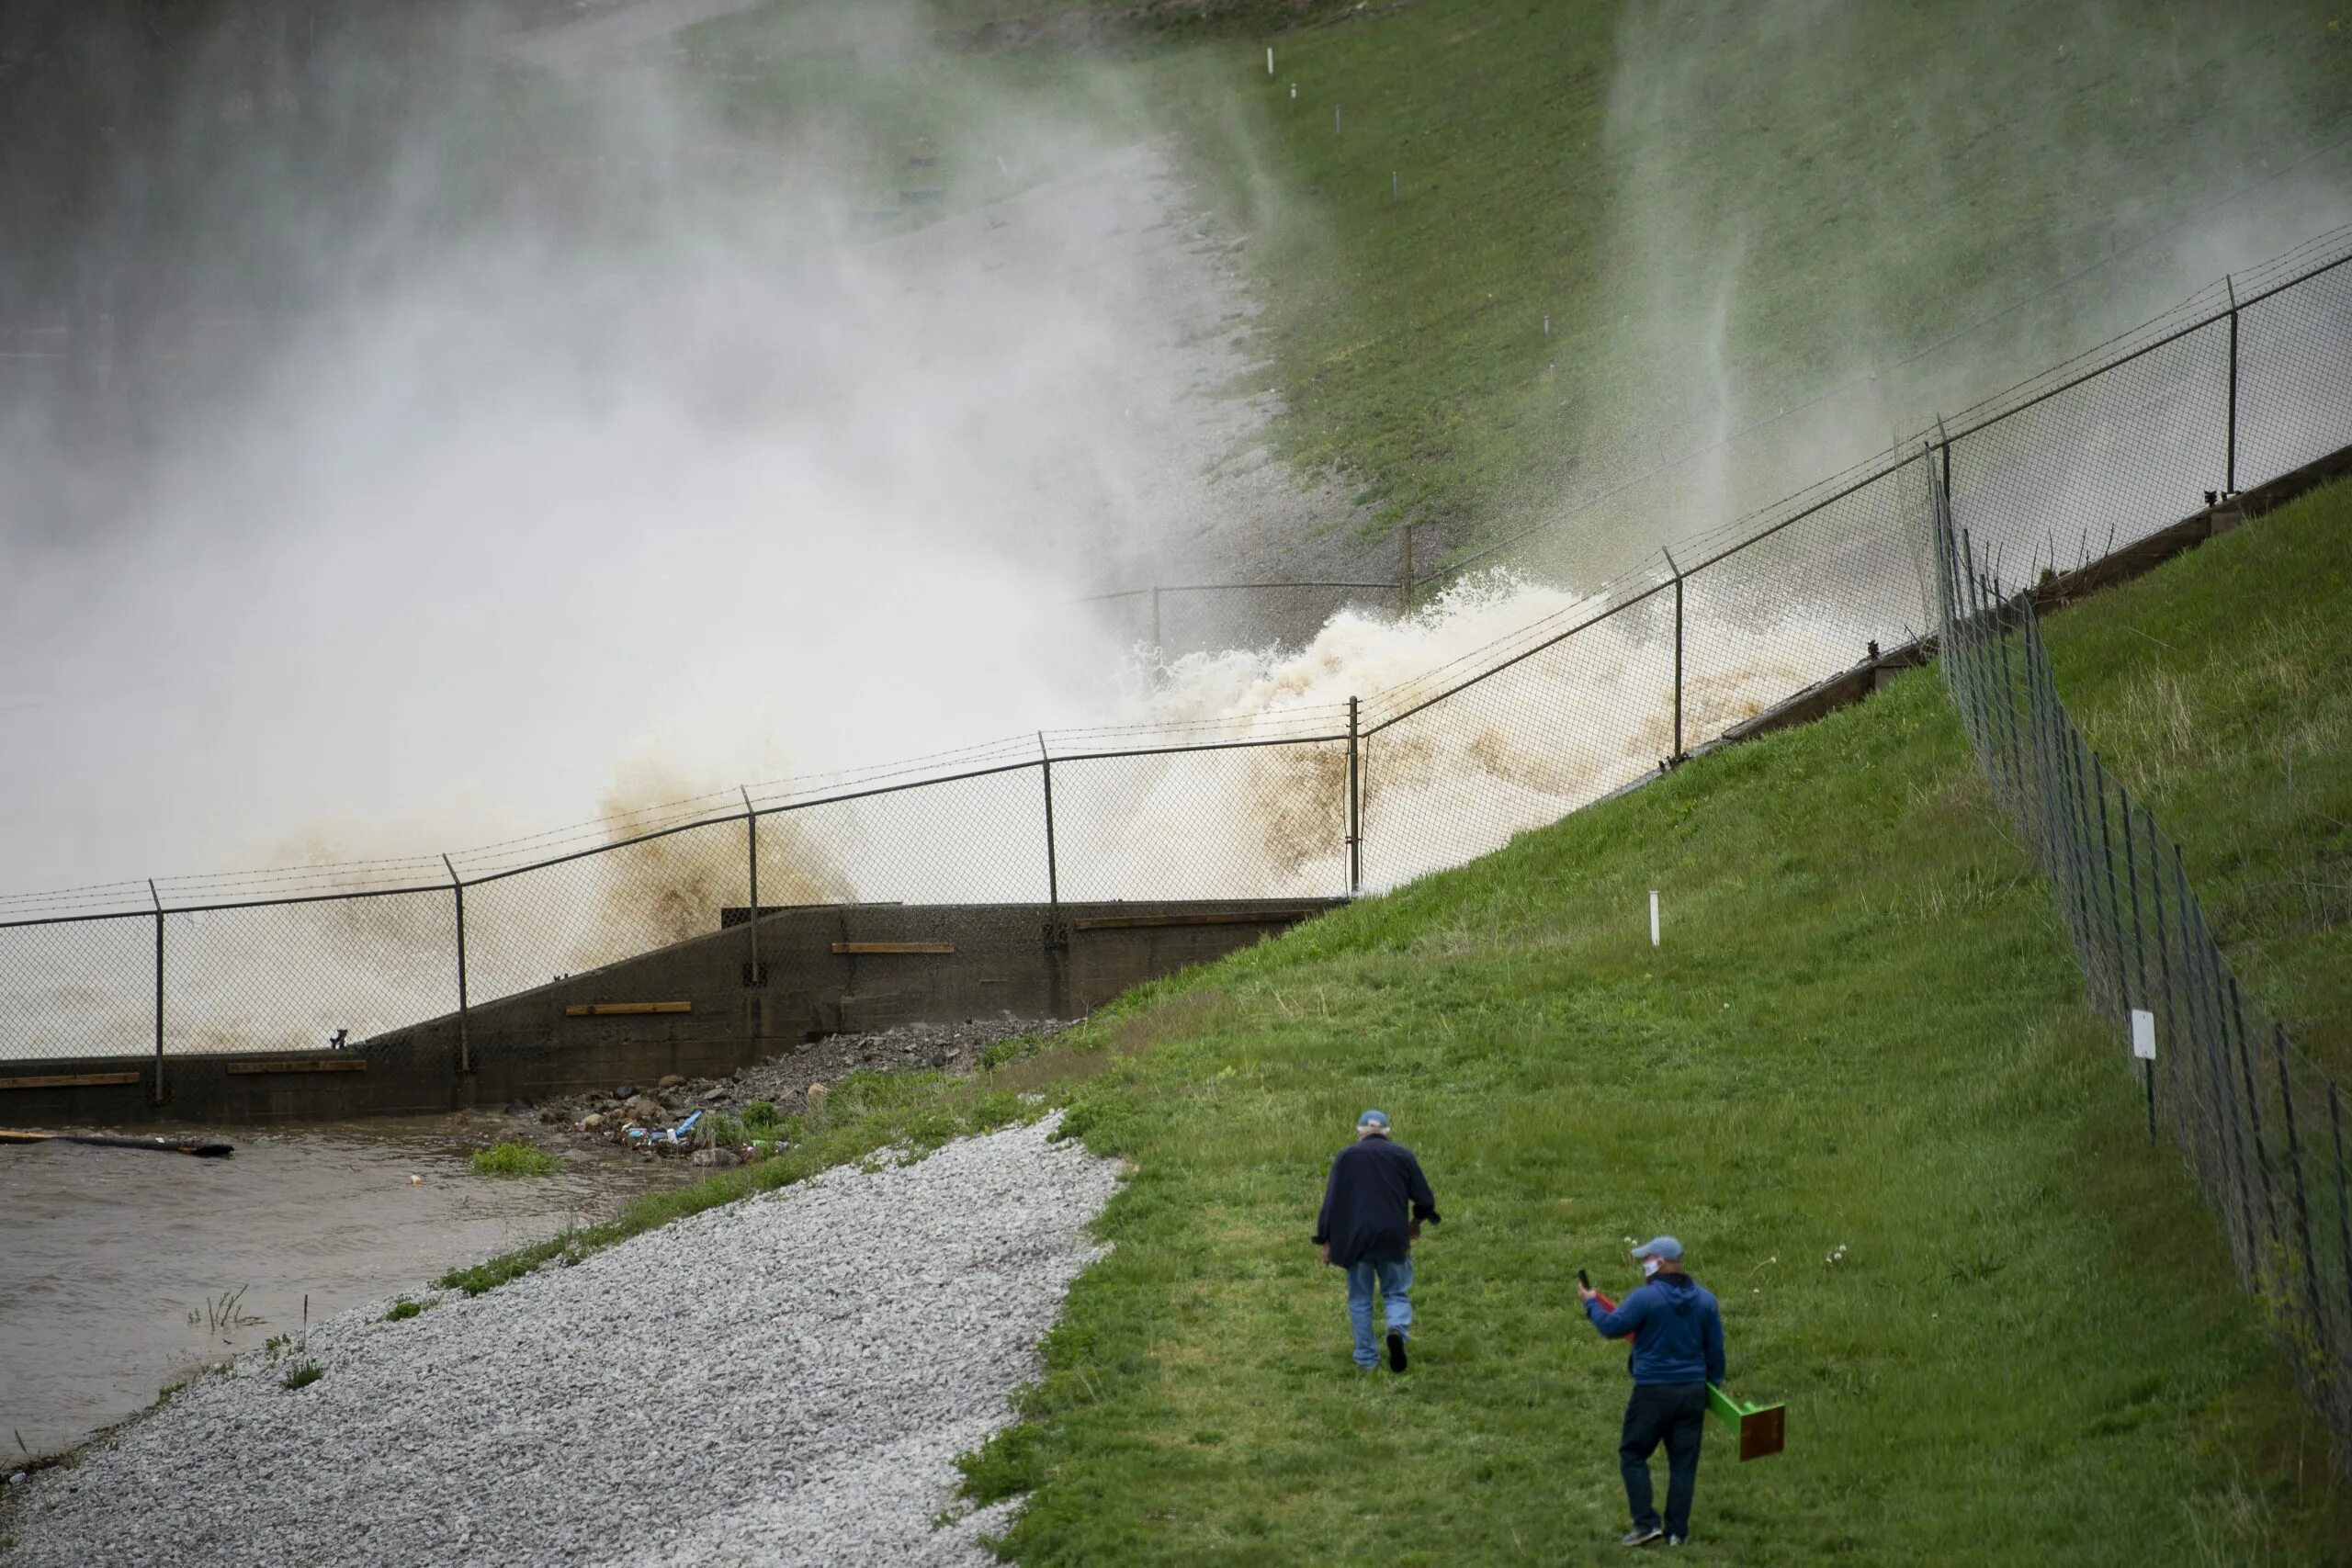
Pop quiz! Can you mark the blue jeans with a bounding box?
[1345,1257,1414,1367]
[1621,1382,1708,1538]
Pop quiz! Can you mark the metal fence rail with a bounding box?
[3,227,2350,1131]
[1085,224,2352,657]
[1925,444,2352,1461]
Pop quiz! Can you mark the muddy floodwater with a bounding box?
[0,1116,684,1461]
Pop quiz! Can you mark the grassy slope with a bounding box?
[673,2,2349,570]
[386,488,2352,1559]
[673,2,1333,233]
[1144,0,2352,558]
[958,481,2352,1564]
[2045,483,2352,1075]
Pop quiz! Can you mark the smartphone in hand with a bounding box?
[1577,1269,1591,1290]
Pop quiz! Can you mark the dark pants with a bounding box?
[1620,1382,1708,1538]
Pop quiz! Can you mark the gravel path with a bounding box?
[1,1116,1116,1567]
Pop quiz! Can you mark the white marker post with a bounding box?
[1649,890,1660,949]
[1268,47,1275,76]
[2131,1008,2156,1142]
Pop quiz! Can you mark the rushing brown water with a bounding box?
[0,1116,680,1462]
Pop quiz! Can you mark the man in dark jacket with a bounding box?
[1577,1235,1725,1547]
[1312,1110,1440,1371]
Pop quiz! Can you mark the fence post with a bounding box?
[2272,1021,2327,1356]
[2120,779,2150,1011]
[1662,548,1685,763]
[1399,524,1417,613]
[2092,752,2125,1018]
[2037,628,2084,957]
[1346,696,1363,896]
[2330,1085,2352,1341]
[2230,974,2283,1258]
[1038,733,1060,913]
[147,879,164,1106]
[2225,274,2240,497]
[1990,592,2029,829]
[2181,851,2256,1269]
[741,788,762,1006]
[2023,619,2068,909]
[2051,667,2088,964]
[2071,731,2101,983]
[1958,536,1996,764]
[2116,773,2155,1142]
[443,854,470,1075]
[2144,804,2178,1133]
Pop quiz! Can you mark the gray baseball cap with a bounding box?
[1631,1235,1683,1262]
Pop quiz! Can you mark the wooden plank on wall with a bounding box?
[831,942,955,954]
[0,1072,144,1089]
[224,1058,368,1075]
[563,1001,694,1018]
[1071,910,1315,931]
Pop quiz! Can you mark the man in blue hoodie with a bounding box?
[1577,1235,1725,1547]
[1313,1110,1441,1371]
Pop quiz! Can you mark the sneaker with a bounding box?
[1668,1537,1687,1547]
[1385,1330,1408,1371]
[1620,1526,1664,1547]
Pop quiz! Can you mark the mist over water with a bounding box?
[0,3,1218,894]
[4,0,2346,931]
[1549,0,2352,585]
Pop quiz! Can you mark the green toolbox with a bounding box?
[1708,1383,1786,1461]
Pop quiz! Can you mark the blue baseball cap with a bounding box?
[1356,1109,1391,1133]
[1632,1235,1683,1262]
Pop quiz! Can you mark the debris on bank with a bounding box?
[511,1017,1071,1168]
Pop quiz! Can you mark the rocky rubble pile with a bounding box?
[536,1017,1072,1161]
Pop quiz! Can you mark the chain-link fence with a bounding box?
[1082,227,2352,655]
[1925,440,2352,1463]
[4,231,2348,1109]
[1079,580,1411,659]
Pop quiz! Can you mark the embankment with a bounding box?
[966,477,2352,1563]
[0,1115,1115,1568]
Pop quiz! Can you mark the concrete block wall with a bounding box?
[0,899,1335,1126]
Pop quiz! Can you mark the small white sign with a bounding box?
[1649,889,1661,949]
[2131,1008,2156,1061]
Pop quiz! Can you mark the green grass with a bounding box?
[468,1143,562,1178]
[2047,481,2352,1074]
[666,1,2349,572]
[1136,0,2352,561]
[951,485,2352,1563]
[382,1299,426,1323]
[675,2,1186,234]
[281,1363,322,1391]
[424,482,2352,1561]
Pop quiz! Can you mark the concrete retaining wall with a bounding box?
[0,899,1333,1126]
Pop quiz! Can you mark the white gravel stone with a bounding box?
[1,1115,1116,1568]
